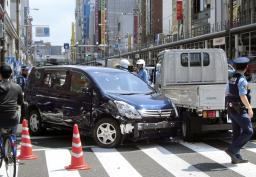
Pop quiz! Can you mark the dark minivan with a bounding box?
[25,65,181,147]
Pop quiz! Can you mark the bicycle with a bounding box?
[0,128,17,177]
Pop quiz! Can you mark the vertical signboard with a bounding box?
[84,0,90,40]
[95,0,99,44]
[133,15,138,44]
[176,0,183,21]
[100,0,106,44]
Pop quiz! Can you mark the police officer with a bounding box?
[136,59,149,84]
[16,65,29,91]
[225,56,253,164]
[119,59,130,72]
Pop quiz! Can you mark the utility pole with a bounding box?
[228,0,233,59]
[16,0,20,61]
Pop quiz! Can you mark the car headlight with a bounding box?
[171,102,179,118]
[114,101,142,119]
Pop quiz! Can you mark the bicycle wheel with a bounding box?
[4,138,16,177]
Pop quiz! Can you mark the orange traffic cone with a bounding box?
[65,124,90,170]
[17,119,37,160]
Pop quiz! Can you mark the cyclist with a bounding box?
[0,64,23,134]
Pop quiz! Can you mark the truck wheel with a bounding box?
[28,110,45,135]
[93,118,122,148]
[181,111,194,141]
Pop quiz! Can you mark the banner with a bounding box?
[95,0,99,44]
[35,27,50,37]
[176,0,183,21]
[100,0,106,44]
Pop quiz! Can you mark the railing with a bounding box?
[105,9,256,58]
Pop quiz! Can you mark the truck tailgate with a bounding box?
[163,84,226,110]
[199,84,226,110]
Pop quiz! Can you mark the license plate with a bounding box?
[227,114,232,123]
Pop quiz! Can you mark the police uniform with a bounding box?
[16,66,28,91]
[225,57,253,164]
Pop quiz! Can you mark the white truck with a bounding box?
[155,49,256,141]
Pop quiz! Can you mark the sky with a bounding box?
[29,0,75,46]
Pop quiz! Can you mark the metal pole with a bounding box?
[228,0,233,59]
[16,0,20,61]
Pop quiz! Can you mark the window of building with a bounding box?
[70,71,90,94]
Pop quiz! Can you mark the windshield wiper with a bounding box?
[120,93,138,95]
[146,91,155,95]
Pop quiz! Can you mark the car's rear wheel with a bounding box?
[93,118,121,148]
[28,110,45,135]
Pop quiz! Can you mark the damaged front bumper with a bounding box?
[120,120,181,138]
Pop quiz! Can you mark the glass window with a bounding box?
[89,71,154,94]
[70,71,90,94]
[190,53,201,66]
[181,53,210,67]
[181,53,189,66]
[42,70,67,89]
[203,52,210,66]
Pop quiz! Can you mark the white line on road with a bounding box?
[180,141,256,177]
[45,149,81,177]
[139,145,210,177]
[92,147,142,177]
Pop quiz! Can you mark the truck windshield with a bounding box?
[89,71,154,94]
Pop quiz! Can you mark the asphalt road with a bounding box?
[2,127,256,177]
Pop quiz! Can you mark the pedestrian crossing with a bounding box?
[5,140,256,177]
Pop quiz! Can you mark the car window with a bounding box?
[42,70,67,89]
[70,71,90,94]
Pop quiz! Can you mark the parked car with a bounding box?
[24,65,181,147]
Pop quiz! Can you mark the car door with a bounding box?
[62,70,93,129]
[38,69,69,124]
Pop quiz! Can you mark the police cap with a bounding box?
[232,57,250,64]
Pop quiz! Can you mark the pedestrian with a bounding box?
[16,65,29,91]
[0,64,23,134]
[136,59,149,84]
[119,59,130,72]
[225,56,253,164]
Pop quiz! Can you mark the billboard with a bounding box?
[35,27,50,37]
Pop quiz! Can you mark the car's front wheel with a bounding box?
[28,110,45,135]
[93,118,122,148]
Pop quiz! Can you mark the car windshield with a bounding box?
[89,71,154,94]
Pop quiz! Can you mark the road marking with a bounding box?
[45,149,81,177]
[139,145,209,177]
[17,135,69,141]
[180,141,256,177]
[92,147,142,177]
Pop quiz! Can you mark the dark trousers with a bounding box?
[228,109,253,155]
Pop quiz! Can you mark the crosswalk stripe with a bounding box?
[0,160,7,176]
[45,149,81,177]
[139,145,210,177]
[180,141,256,177]
[92,147,142,177]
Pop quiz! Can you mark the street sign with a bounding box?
[35,27,50,37]
[64,43,69,50]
